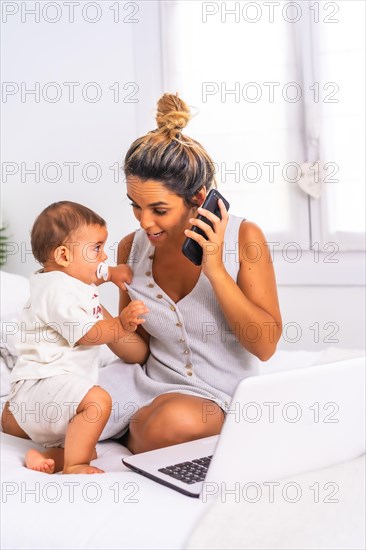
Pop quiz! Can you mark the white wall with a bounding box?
[1,1,365,352]
[278,286,365,352]
[274,252,365,351]
[1,1,163,314]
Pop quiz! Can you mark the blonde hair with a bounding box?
[124,93,216,205]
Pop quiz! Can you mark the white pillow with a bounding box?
[0,271,30,398]
[1,271,30,357]
[1,270,30,323]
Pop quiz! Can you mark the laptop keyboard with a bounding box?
[158,455,213,484]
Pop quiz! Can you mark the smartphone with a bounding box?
[182,189,230,266]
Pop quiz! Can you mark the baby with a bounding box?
[1,201,148,474]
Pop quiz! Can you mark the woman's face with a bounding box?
[126,177,201,246]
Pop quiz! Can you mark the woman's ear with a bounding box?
[53,245,70,267]
[192,187,207,208]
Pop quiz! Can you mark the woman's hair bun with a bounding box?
[156,93,191,138]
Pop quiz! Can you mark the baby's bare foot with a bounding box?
[63,464,104,475]
[25,449,55,474]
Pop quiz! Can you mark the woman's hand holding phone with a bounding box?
[183,189,230,278]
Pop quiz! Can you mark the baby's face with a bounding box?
[64,224,108,285]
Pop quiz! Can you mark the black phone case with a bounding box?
[182,189,230,266]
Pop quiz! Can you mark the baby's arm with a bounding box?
[76,303,149,365]
[105,303,149,364]
[94,263,132,291]
[119,300,149,332]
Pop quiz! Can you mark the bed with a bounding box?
[1,270,365,549]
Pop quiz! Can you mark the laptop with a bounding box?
[122,356,365,498]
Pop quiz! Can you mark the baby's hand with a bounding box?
[109,264,133,291]
[120,300,149,332]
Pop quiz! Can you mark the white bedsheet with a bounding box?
[1,433,208,550]
[1,344,364,549]
[186,454,366,550]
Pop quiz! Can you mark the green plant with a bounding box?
[0,223,8,267]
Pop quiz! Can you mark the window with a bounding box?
[160,0,365,256]
[311,2,365,249]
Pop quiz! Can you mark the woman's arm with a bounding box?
[185,204,282,361]
[210,220,282,361]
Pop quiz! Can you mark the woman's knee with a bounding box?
[176,398,224,437]
[129,395,224,451]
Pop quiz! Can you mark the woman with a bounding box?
[100,93,282,454]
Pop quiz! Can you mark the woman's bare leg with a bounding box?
[126,393,225,454]
[62,386,112,474]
